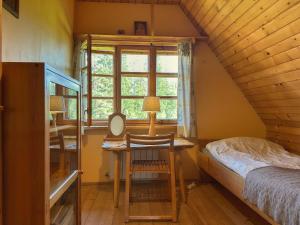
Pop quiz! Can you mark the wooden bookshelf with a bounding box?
[2,63,81,225]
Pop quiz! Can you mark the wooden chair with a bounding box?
[124,133,177,222]
[50,133,67,175]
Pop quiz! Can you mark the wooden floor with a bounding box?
[81,182,270,225]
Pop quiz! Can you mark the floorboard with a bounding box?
[81,182,270,225]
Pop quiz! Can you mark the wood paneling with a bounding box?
[180,0,300,154]
[77,0,180,4]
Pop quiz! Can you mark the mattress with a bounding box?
[205,137,300,178]
[205,147,269,178]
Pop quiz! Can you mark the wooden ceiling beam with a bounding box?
[76,0,181,5]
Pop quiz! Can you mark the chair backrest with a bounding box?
[50,133,65,151]
[126,133,175,151]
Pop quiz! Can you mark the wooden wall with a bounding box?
[77,0,180,4]
[180,0,300,154]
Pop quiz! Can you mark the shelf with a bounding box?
[50,125,76,133]
[51,204,75,225]
[50,138,77,152]
[50,170,78,208]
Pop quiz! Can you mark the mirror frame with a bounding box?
[106,113,126,140]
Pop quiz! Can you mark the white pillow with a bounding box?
[206,137,285,156]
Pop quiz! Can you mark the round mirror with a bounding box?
[110,115,125,136]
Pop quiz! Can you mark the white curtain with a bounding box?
[73,37,83,81]
[177,41,197,138]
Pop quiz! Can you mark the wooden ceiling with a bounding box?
[77,0,180,4]
[180,0,300,153]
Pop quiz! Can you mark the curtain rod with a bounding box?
[77,34,208,44]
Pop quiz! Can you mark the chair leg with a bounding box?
[125,152,131,222]
[169,151,177,222]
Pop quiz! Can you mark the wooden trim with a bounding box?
[150,46,156,96]
[121,72,149,77]
[77,0,180,5]
[115,46,121,113]
[86,34,207,44]
[92,74,114,77]
[49,125,76,133]
[49,171,78,208]
[87,35,92,126]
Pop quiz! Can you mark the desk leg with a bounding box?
[176,151,186,203]
[113,152,121,208]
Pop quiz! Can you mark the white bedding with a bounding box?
[207,146,269,178]
[206,137,300,178]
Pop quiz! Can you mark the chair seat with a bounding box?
[131,160,169,173]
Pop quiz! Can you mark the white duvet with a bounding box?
[206,137,300,178]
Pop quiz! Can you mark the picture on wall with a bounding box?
[3,0,19,18]
[134,21,147,35]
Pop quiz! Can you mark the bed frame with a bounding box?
[197,140,278,225]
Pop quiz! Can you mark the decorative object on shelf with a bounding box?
[105,113,126,141]
[143,96,160,136]
[117,29,125,35]
[50,96,66,128]
[134,21,147,35]
[3,0,19,18]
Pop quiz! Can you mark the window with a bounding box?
[81,40,178,126]
[49,83,78,121]
[156,51,178,121]
[121,49,149,120]
[91,46,115,121]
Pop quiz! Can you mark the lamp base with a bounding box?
[148,112,156,136]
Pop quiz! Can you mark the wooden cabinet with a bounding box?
[2,63,81,225]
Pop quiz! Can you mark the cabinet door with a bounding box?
[47,71,81,225]
[49,81,80,194]
[50,180,79,225]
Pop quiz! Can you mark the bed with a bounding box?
[198,137,300,225]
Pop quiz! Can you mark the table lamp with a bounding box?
[143,96,160,136]
[50,96,65,128]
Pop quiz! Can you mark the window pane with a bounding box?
[92,76,113,97]
[156,54,178,73]
[121,77,148,96]
[81,50,87,67]
[82,96,88,122]
[156,77,178,97]
[157,99,177,120]
[92,99,114,120]
[121,99,147,119]
[66,98,77,120]
[92,53,114,75]
[121,53,149,72]
[49,82,56,95]
[67,89,77,96]
[81,69,88,95]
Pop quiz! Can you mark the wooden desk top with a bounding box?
[102,138,195,151]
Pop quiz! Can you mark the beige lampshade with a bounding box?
[50,96,65,114]
[142,96,160,112]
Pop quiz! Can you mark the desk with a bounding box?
[102,138,194,208]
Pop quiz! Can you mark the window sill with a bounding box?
[83,124,177,134]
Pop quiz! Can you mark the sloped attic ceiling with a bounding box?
[179,0,300,153]
[77,0,180,4]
